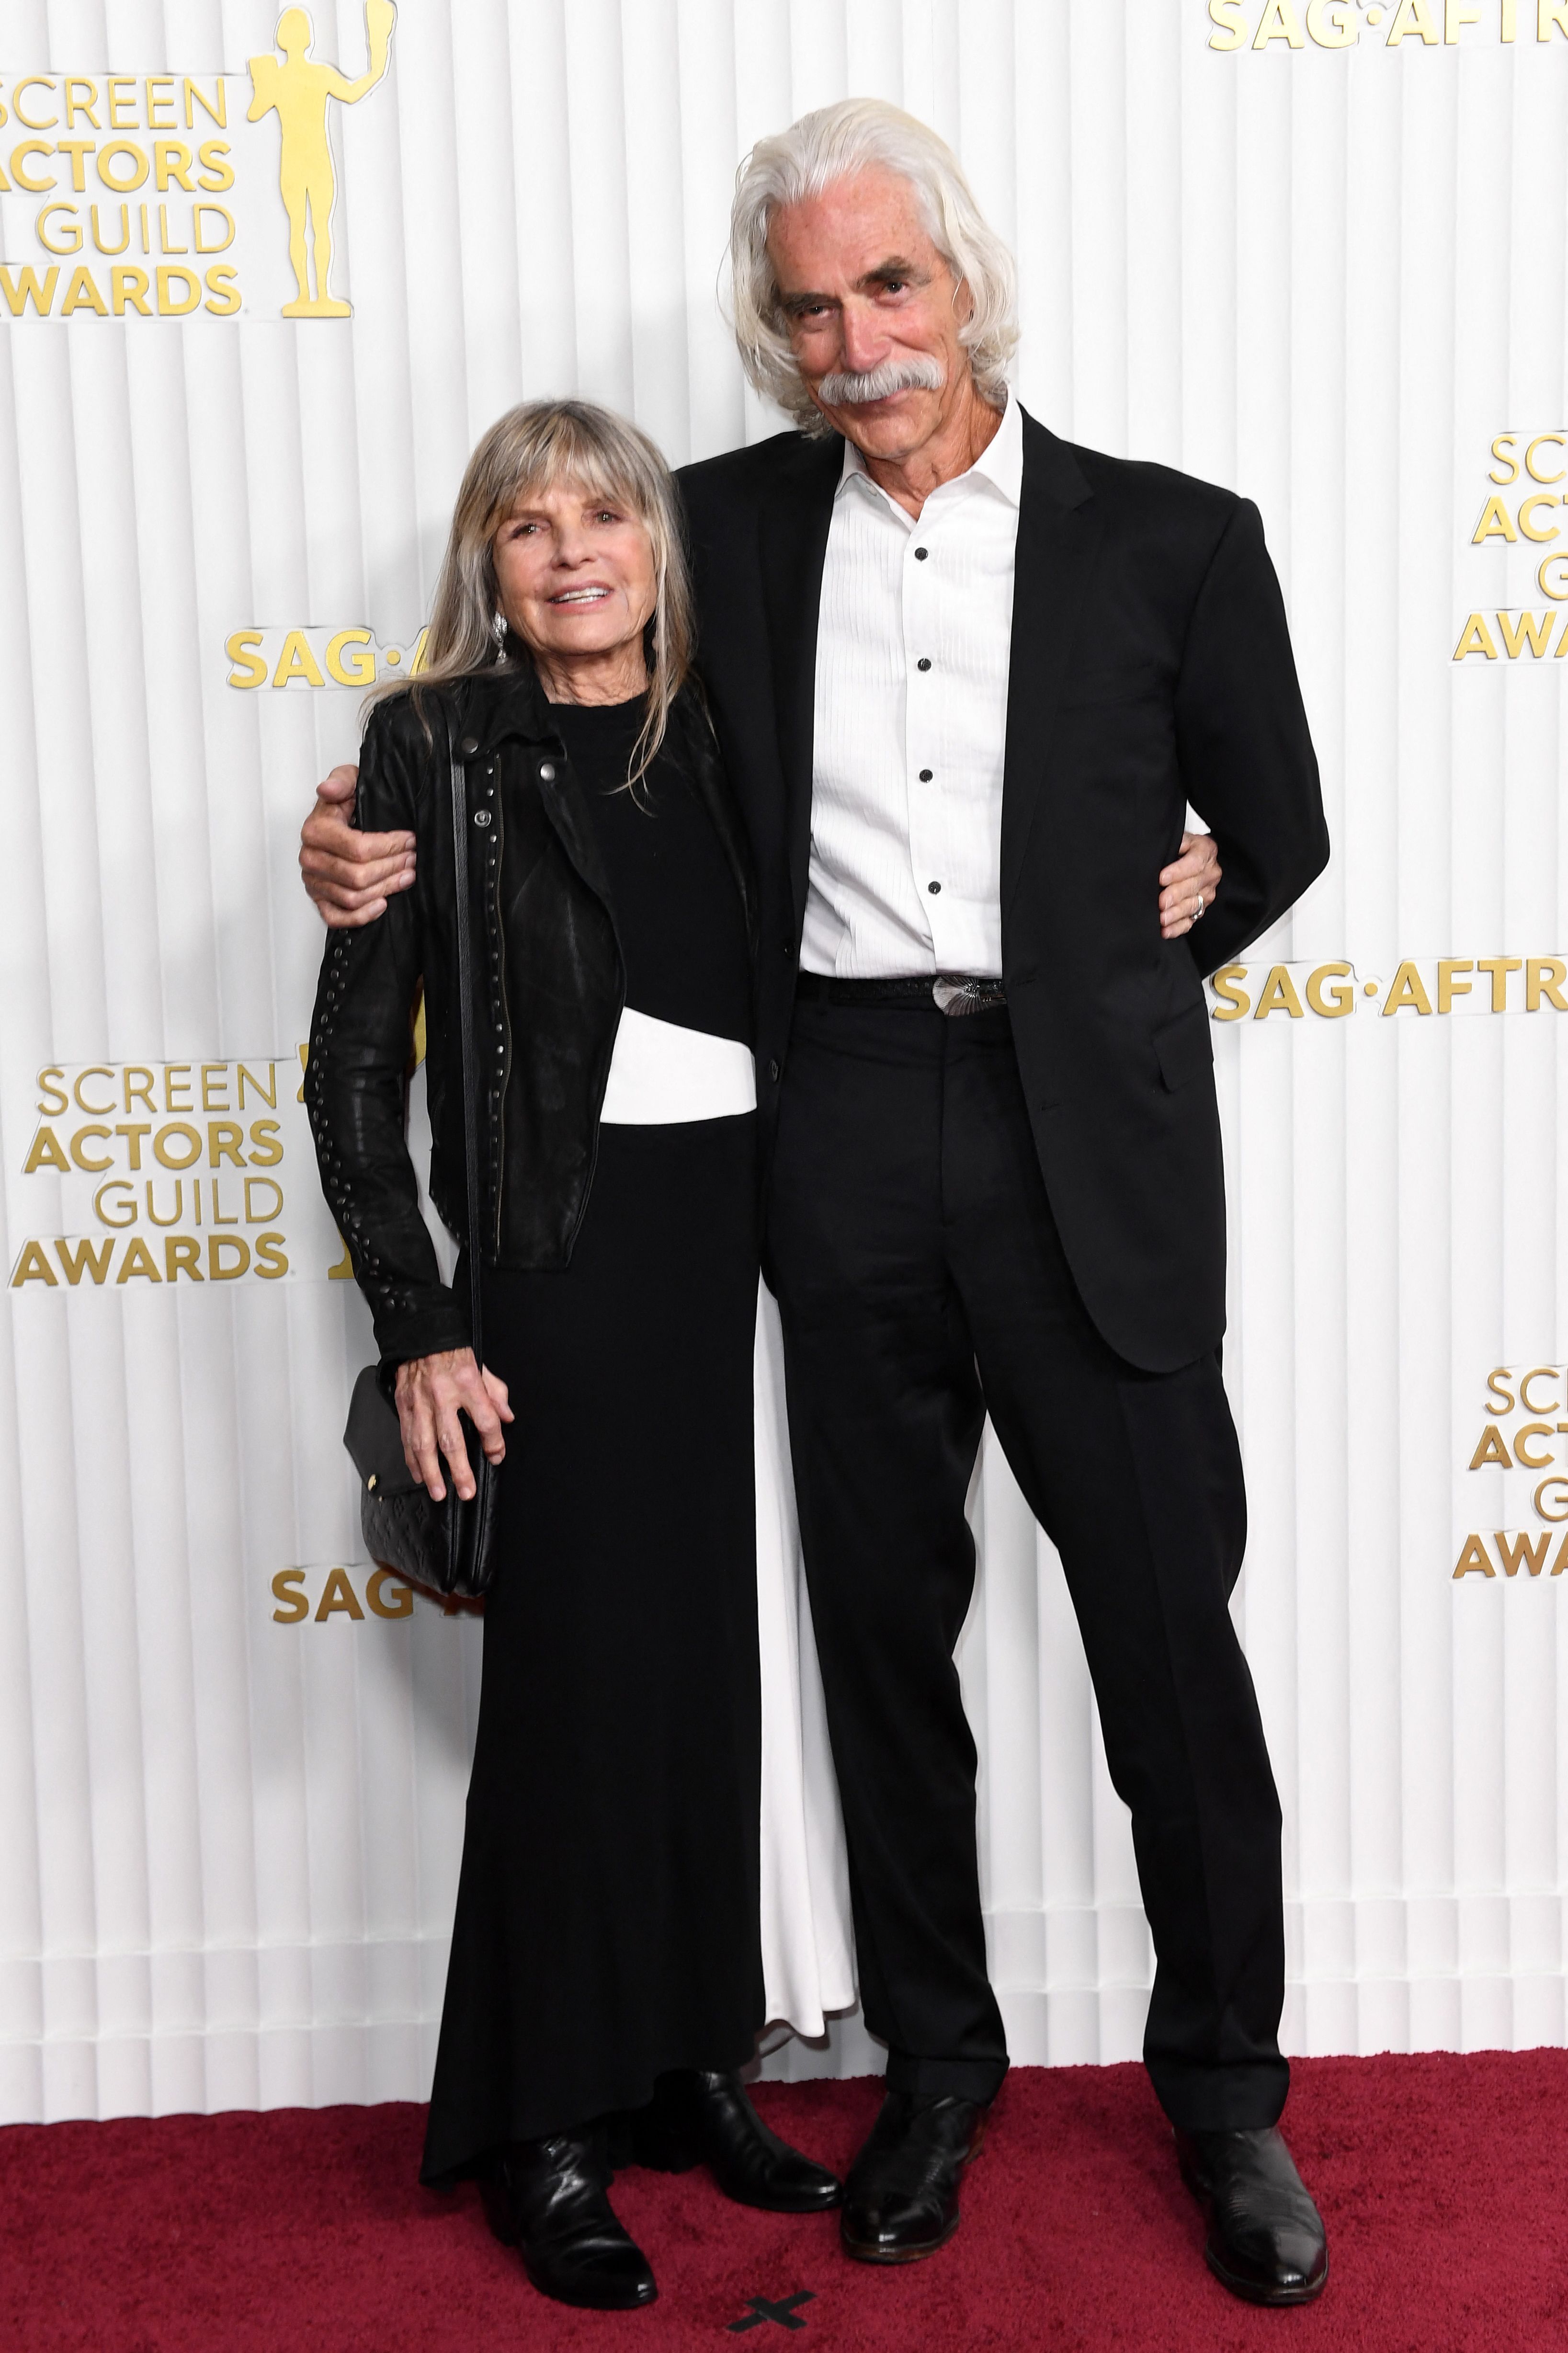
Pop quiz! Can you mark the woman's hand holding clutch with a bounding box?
[396,1349,513,1501]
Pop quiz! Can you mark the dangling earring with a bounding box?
[492,611,507,662]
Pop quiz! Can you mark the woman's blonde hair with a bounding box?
[388,399,694,786]
[727,98,1019,433]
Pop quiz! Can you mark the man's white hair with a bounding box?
[728,98,1019,433]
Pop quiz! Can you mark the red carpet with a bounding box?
[2,2053,1563,2351]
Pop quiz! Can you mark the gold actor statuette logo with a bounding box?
[247,1,395,319]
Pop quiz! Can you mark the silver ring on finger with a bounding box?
[1193,892,1205,919]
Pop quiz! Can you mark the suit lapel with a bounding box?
[759,436,841,932]
[1000,411,1101,916]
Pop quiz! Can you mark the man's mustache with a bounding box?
[816,356,945,407]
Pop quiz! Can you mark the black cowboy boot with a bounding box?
[631,2069,841,2212]
[840,2090,987,2262]
[1176,2126,1328,2306]
[481,2129,656,2310]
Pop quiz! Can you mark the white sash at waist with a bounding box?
[598,1006,757,1126]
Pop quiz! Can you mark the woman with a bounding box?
[306,400,841,2313]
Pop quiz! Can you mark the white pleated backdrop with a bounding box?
[3,0,1567,2124]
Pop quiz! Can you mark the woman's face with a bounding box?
[492,480,657,668]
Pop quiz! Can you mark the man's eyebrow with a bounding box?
[779,256,929,312]
[859,255,925,289]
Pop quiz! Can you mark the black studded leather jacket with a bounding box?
[305,664,757,1368]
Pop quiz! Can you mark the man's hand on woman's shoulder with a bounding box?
[300,763,415,927]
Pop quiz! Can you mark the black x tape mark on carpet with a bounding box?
[726,2289,816,2332]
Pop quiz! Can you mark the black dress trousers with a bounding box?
[765,995,1288,2131]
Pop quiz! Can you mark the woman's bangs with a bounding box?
[494,426,651,539]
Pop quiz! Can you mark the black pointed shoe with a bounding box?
[631,2069,841,2213]
[1176,2126,1329,2307]
[840,2090,987,2263]
[481,2131,657,2311]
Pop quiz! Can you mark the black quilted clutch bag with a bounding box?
[340,712,500,1602]
[343,1362,499,1599]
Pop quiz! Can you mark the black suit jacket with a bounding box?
[678,409,1328,1373]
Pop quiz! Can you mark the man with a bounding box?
[301,100,1329,2307]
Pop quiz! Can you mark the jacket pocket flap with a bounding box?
[1153,1000,1214,1093]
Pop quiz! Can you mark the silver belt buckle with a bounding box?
[932,977,1002,1017]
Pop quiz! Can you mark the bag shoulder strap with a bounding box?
[445,708,486,1371]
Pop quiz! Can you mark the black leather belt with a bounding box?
[796,973,1007,1016]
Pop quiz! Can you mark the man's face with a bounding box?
[765,167,977,460]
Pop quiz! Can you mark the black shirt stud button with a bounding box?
[917,657,932,671]
[459,735,479,757]
[928,880,942,894]
[914,546,929,560]
[919,768,933,782]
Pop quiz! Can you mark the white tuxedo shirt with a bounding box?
[801,390,1022,980]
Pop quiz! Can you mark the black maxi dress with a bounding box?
[421,696,765,2182]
